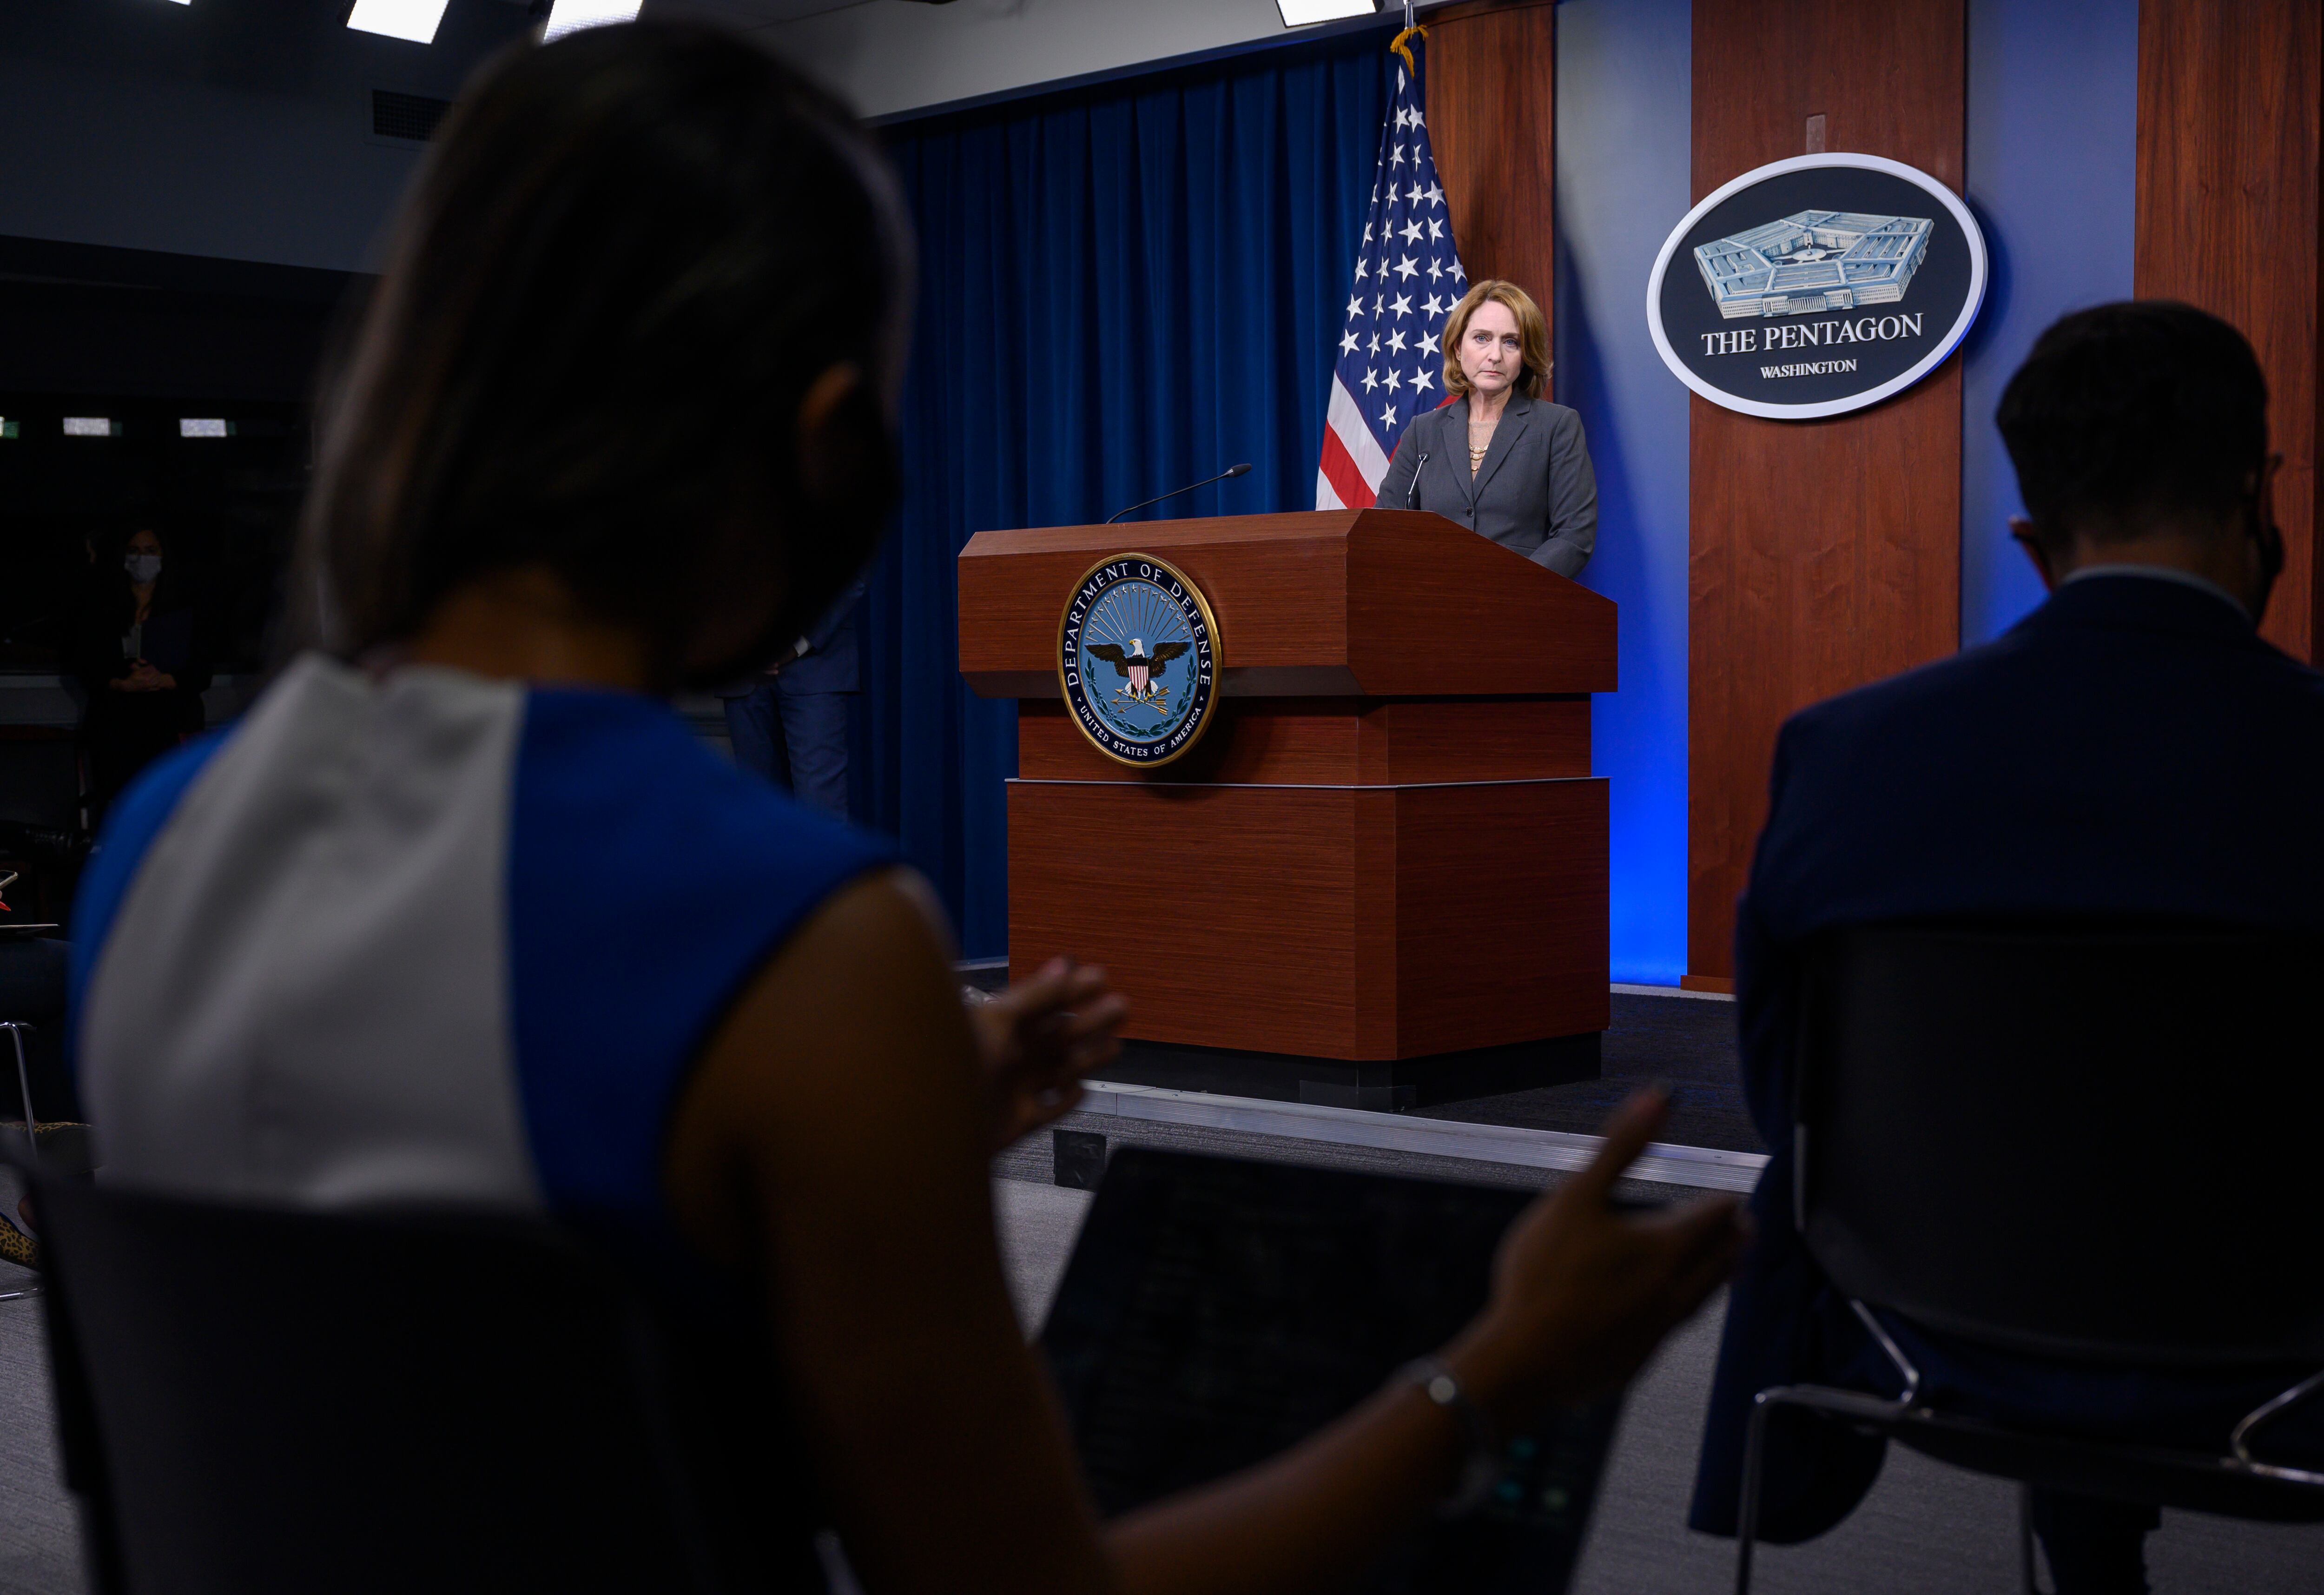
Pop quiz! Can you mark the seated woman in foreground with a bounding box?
[68,23,1744,1594]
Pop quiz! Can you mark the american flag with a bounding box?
[1315,35,1468,510]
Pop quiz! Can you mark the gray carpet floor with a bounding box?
[995,1170,2324,1594]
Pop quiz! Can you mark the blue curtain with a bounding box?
[864,28,1396,957]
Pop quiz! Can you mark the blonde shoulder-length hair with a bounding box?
[1443,279,1551,401]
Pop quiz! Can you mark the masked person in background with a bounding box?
[70,523,212,817]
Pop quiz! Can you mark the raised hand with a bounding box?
[1446,1089,1750,1428]
[965,957,1128,1154]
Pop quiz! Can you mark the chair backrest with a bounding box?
[1796,921,2324,1368]
[31,1175,786,1595]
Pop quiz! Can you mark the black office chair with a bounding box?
[1735,921,2324,1594]
[0,935,88,1290]
[0,934,70,1140]
[30,1174,820,1595]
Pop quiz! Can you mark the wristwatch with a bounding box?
[1398,1356,1501,1517]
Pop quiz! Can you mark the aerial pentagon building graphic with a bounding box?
[1693,210,1933,319]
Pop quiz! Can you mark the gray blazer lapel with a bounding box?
[1444,397,1478,508]
[1471,392,1532,502]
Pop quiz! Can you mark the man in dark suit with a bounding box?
[1687,302,2324,1593]
[715,577,863,819]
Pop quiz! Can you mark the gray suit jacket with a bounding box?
[1375,392,1598,578]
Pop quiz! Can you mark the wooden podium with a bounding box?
[958,510,1615,1109]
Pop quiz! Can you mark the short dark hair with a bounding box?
[301,21,908,687]
[1996,301,2268,546]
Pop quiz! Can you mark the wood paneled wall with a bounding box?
[2135,0,2324,663]
[1685,0,1967,986]
[1426,0,1558,375]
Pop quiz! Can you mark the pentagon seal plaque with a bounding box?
[1646,152,1986,421]
[1057,553,1221,768]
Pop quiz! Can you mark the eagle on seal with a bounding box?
[1088,637,1188,699]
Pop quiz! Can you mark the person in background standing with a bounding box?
[717,575,863,819]
[70,524,212,816]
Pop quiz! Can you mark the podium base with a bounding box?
[1098,1032,1601,1114]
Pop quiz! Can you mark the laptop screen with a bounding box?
[1040,1148,1622,1594]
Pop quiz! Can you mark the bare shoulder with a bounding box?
[662,865,985,1269]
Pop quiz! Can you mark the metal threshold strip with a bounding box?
[1077,1080,1767,1194]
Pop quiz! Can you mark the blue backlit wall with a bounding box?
[1552,0,1694,986]
[1959,0,2139,646]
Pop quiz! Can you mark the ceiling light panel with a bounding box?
[347,0,452,44]
[1277,0,1377,25]
[542,0,641,40]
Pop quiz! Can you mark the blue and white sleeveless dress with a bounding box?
[70,653,894,1253]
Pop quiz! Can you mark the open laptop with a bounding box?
[1040,1149,1624,1593]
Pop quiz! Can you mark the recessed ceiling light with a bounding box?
[347,0,451,44]
[180,418,232,438]
[1277,0,1378,25]
[63,417,115,437]
[542,0,641,41]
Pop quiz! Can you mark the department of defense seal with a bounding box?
[1057,553,1221,768]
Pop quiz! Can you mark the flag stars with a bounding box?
[1323,55,1463,495]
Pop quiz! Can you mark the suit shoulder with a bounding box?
[1390,408,1441,456]
[1778,641,2010,747]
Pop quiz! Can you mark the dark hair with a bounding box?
[1996,301,2268,548]
[301,21,909,687]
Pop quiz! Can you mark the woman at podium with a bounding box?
[1377,279,1598,578]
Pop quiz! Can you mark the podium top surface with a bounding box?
[957,509,1617,699]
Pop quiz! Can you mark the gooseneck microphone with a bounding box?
[1406,451,1429,509]
[1103,462,1253,525]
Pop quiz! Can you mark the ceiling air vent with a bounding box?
[373,89,454,143]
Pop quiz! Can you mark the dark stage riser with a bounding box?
[959,510,1616,1105]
